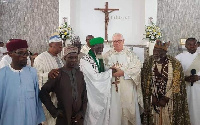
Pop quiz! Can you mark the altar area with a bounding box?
[61,0,150,62]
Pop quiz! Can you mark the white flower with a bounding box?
[145,22,162,41]
[151,36,154,39]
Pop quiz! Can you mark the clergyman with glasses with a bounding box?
[0,39,45,125]
[0,39,32,69]
[103,33,143,125]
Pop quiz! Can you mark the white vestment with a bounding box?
[104,47,143,125]
[80,44,90,55]
[176,52,200,125]
[80,54,112,125]
[0,55,31,69]
[33,51,64,125]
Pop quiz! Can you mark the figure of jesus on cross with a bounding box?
[94,2,119,41]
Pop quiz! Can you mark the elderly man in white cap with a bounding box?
[34,35,64,125]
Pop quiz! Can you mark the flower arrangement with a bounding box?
[145,21,162,42]
[58,21,73,40]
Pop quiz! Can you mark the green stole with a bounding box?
[88,50,105,73]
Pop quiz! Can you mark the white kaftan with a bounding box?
[80,54,112,125]
[34,51,64,125]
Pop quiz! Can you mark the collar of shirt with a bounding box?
[186,51,198,57]
[112,47,126,54]
[9,64,23,72]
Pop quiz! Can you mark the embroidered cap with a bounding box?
[154,40,170,51]
[49,35,62,43]
[62,45,78,58]
[89,37,104,46]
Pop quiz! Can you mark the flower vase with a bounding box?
[61,39,70,57]
[62,39,66,47]
[62,39,71,47]
[148,41,156,56]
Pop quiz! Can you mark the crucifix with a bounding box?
[94,2,119,41]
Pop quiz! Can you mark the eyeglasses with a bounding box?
[13,51,30,56]
[113,40,123,43]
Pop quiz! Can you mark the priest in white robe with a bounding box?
[104,33,143,125]
[34,35,64,125]
[176,38,200,125]
[80,37,113,125]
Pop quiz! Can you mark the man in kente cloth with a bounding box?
[141,40,190,125]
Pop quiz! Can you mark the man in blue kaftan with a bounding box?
[0,39,45,125]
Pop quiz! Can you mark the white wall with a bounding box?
[145,0,157,25]
[59,0,70,25]
[70,0,146,45]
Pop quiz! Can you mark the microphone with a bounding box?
[191,69,196,86]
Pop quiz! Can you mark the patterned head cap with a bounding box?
[49,35,62,43]
[62,45,78,58]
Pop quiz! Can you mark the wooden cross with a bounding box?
[94,2,119,41]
